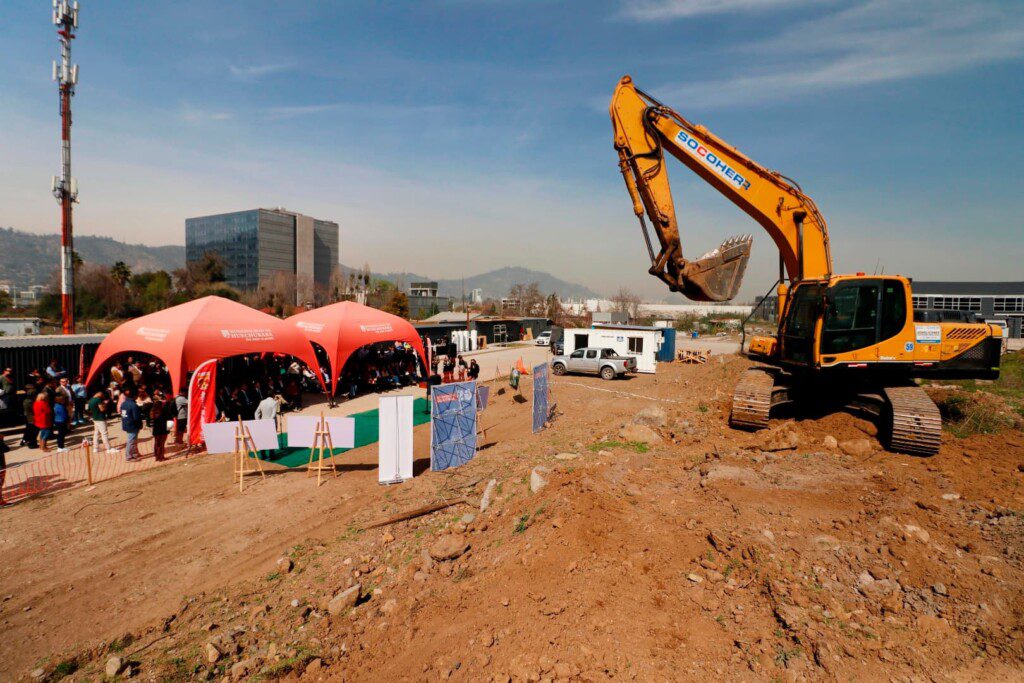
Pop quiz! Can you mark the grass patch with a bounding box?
[935,351,1024,429]
[51,658,79,680]
[513,514,530,534]
[934,393,1017,437]
[697,401,709,413]
[774,646,802,666]
[108,633,134,653]
[587,440,650,454]
[265,571,281,582]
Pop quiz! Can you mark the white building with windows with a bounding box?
[911,281,1024,338]
[561,325,663,373]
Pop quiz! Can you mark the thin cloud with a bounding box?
[228,62,295,81]
[263,102,456,121]
[621,0,817,20]
[655,0,1024,107]
[179,105,233,124]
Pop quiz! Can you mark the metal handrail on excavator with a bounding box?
[740,279,782,353]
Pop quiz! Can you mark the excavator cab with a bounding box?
[777,276,911,369]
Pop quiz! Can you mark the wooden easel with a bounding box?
[306,412,337,487]
[234,417,266,492]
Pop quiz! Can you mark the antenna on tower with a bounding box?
[53,0,80,334]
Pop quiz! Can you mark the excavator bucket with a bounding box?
[679,234,752,302]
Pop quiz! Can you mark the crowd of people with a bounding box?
[336,342,423,401]
[0,337,484,483]
[0,357,186,462]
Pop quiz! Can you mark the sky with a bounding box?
[0,0,1021,302]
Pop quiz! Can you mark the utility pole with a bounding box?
[52,0,80,335]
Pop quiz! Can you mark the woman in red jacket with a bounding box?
[33,393,54,452]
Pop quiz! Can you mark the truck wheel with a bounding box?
[600,366,616,381]
[552,363,566,376]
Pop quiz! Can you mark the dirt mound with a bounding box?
[6,358,1024,681]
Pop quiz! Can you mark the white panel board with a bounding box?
[202,422,239,454]
[286,416,319,448]
[325,417,356,449]
[245,419,280,450]
[287,415,356,449]
[379,395,414,484]
[204,419,278,454]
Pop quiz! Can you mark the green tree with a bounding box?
[382,290,410,318]
[0,289,11,311]
[110,261,133,287]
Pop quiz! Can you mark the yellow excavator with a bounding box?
[610,75,1002,456]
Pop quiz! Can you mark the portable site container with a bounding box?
[561,326,663,373]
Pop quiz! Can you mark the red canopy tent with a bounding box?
[287,301,427,395]
[85,296,323,395]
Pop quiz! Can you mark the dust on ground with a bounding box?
[3,355,1024,681]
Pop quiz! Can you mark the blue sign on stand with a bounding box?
[430,381,478,471]
[532,362,550,433]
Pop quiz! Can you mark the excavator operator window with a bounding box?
[879,280,907,339]
[780,283,823,365]
[821,281,880,354]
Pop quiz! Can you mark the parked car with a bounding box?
[550,347,636,380]
[551,340,564,355]
[535,330,552,346]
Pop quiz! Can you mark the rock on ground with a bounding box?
[756,424,802,452]
[619,423,663,446]
[105,656,123,677]
[633,405,668,428]
[480,479,498,511]
[530,467,549,493]
[839,438,874,457]
[429,535,470,561]
[328,584,361,615]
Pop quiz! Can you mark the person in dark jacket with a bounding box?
[150,391,171,461]
[20,385,38,448]
[468,359,480,380]
[52,394,69,451]
[120,389,143,461]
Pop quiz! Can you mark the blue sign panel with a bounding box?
[430,381,478,471]
[532,362,550,433]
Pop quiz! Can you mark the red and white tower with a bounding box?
[52,0,80,335]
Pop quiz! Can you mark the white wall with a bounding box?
[562,327,662,373]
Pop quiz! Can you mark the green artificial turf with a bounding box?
[255,397,431,468]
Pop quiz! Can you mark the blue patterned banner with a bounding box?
[532,362,550,433]
[430,381,478,471]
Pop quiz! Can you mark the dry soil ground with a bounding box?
[3,355,1024,682]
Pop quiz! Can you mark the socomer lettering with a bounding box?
[675,130,751,191]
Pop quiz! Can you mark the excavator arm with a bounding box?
[610,75,833,301]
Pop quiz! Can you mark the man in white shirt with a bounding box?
[254,394,283,429]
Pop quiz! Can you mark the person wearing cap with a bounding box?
[0,367,14,420]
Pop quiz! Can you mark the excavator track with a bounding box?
[884,385,942,457]
[730,367,776,429]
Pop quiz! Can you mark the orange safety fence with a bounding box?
[1,434,194,506]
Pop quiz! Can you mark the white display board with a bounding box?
[286,416,356,449]
[378,395,414,485]
[203,419,279,454]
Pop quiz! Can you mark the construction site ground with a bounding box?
[3,354,1024,681]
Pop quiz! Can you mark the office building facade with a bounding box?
[186,208,339,304]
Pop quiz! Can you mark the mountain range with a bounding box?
[0,227,186,288]
[0,228,601,299]
[343,264,601,300]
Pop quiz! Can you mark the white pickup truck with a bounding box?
[550,347,636,380]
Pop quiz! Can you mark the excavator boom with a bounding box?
[610,75,832,301]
